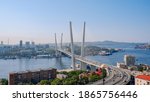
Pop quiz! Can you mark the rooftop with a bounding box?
[136,75,150,81]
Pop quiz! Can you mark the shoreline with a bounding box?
[57,68,81,72]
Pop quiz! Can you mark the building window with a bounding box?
[49,74,51,79]
[32,73,35,78]
[18,75,22,79]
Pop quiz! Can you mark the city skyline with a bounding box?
[0,0,150,44]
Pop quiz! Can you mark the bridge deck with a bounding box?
[58,49,103,67]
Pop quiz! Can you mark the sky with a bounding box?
[0,0,150,44]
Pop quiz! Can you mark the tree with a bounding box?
[68,70,85,77]
[62,78,77,85]
[89,74,100,82]
[1,79,8,85]
[138,67,143,72]
[78,77,89,85]
[51,78,62,85]
[101,69,107,79]
[39,80,50,85]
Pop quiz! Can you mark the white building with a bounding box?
[57,74,68,79]
[117,62,127,68]
[124,55,135,66]
[135,75,150,85]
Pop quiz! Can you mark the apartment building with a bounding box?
[124,55,135,66]
[9,68,57,85]
[135,75,150,85]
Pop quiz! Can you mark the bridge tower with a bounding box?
[58,33,63,57]
[60,33,63,49]
[70,21,76,70]
[81,22,86,70]
[55,33,59,57]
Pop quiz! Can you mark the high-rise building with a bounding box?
[31,41,35,48]
[124,55,135,66]
[19,40,23,48]
[25,41,30,48]
[31,41,35,46]
[1,41,3,45]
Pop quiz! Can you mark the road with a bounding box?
[58,49,131,85]
[90,67,131,85]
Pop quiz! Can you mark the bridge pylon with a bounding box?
[81,22,86,70]
[70,21,76,70]
[55,33,59,57]
[60,33,63,49]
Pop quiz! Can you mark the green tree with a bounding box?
[1,79,8,85]
[101,69,107,79]
[68,70,85,77]
[78,77,89,85]
[39,80,50,85]
[89,74,100,82]
[62,78,77,85]
[138,67,143,72]
[51,78,62,85]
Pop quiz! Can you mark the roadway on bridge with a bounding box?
[90,67,131,85]
[58,49,131,85]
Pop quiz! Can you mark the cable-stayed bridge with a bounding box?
[54,22,131,85]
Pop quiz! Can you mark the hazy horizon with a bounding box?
[0,40,148,46]
[0,0,150,44]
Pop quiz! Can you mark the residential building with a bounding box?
[135,75,150,85]
[124,55,135,66]
[19,40,23,48]
[1,41,3,45]
[0,79,2,85]
[31,41,35,48]
[57,74,68,79]
[9,68,57,85]
[25,41,30,48]
[117,62,127,69]
[31,41,35,46]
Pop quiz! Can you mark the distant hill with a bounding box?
[84,41,145,49]
[86,40,143,45]
[53,41,146,49]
